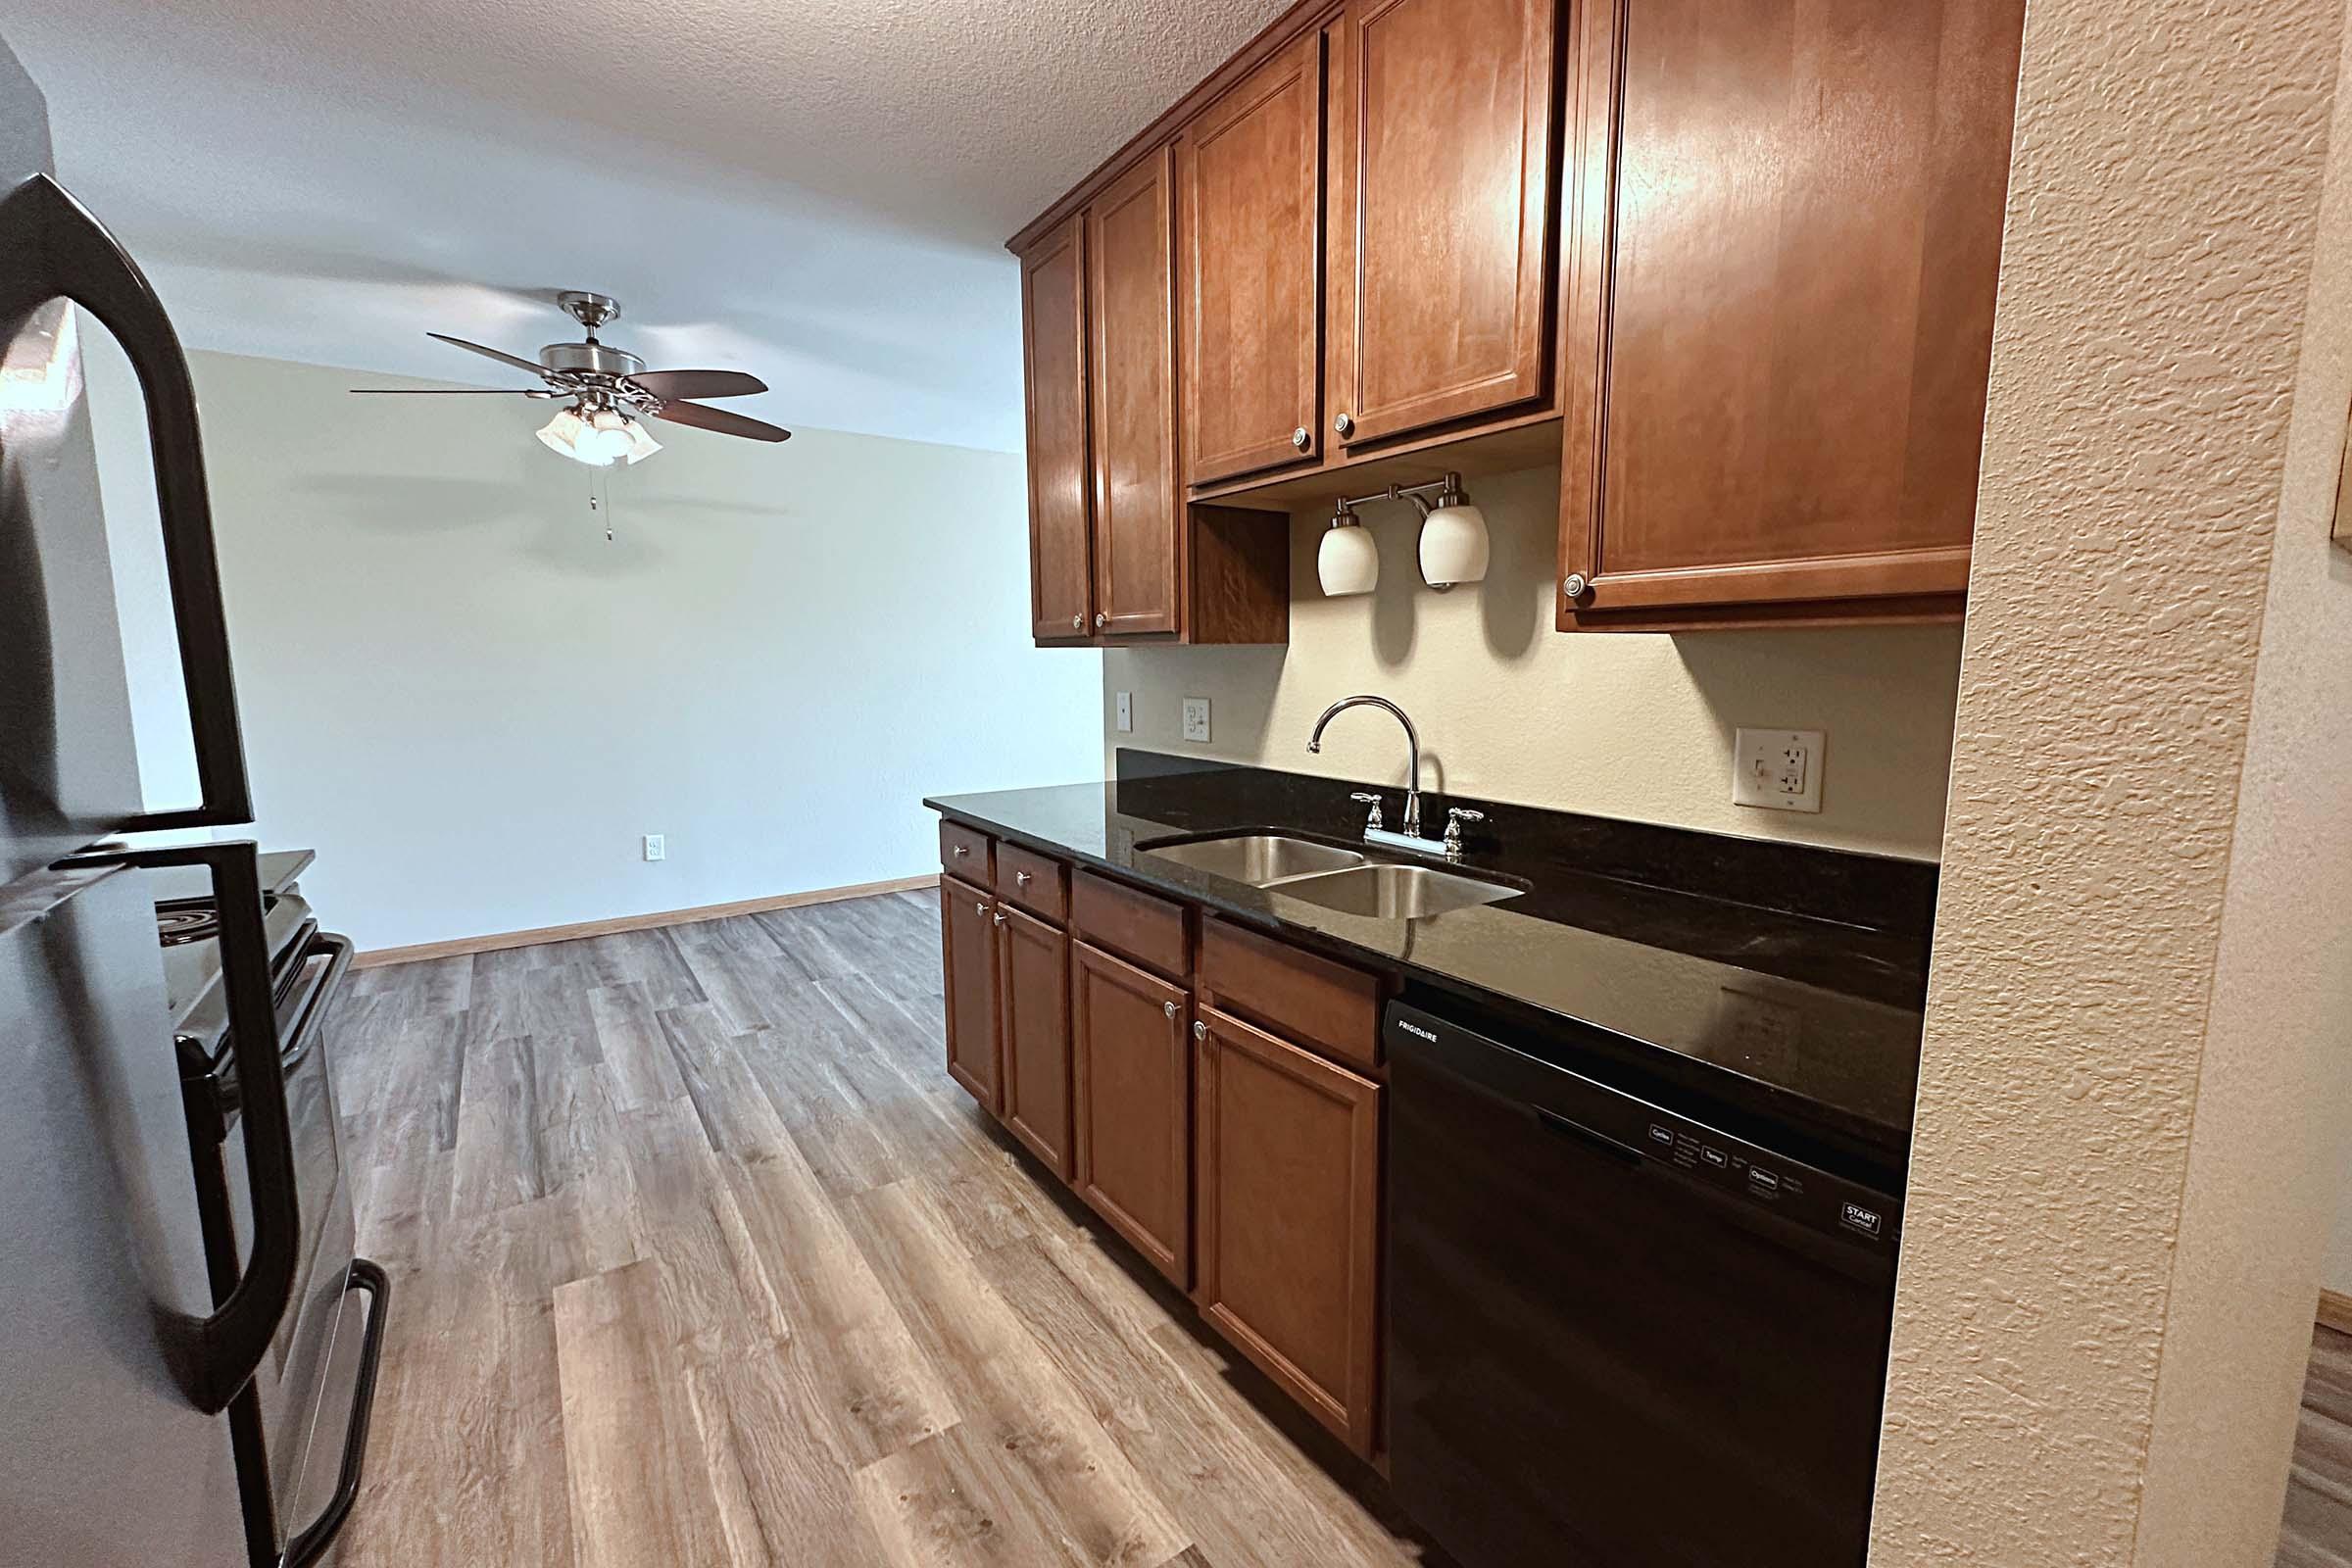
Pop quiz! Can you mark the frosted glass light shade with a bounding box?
[1318,520,1379,596]
[1419,502,1490,588]
[537,406,614,466]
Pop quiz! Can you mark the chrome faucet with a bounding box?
[1307,693,1452,851]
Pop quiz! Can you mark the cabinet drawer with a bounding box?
[1198,916,1386,1073]
[940,818,994,880]
[1071,870,1189,977]
[995,843,1068,923]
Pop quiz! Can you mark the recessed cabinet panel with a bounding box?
[998,905,1074,1180]
[941,878,1003,1112]
[1071,939,1192,1286]
[1180,28,1327,487]
[1330,0,1559,447]
[1019,215,1093,639]
[1088,148,1181,636]
[1560,0,2024,618]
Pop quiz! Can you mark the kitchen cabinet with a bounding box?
[1325,0,1560,451]
[997,904,1075,1180]
[1178,27,1327,487]
[941,877,1003,1112]
[1017,215,1093,641]
[1555,0,2028,628]
[1071,938,1194,1287]
[1087,147,1181,637]
[1195,1004,1383,1456]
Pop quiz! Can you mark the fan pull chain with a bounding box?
[588,465,613,543]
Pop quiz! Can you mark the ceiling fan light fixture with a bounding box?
[536,406,612,466]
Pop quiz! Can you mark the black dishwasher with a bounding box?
[1385,998,1902,1568]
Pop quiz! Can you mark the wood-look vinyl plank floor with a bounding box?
[2283,1324,2352,1565]
[322,895,1446,1567]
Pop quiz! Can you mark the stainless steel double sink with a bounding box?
[1138,833,1523,919]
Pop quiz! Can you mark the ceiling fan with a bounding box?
[349,290,791,466]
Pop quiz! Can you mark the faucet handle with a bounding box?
[1443,807,1487,858]
[1349,791,1385,831]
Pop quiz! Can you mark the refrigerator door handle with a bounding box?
[0,173,252,832]
[58,841,298,1413]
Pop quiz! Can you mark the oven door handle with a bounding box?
[0,174,252,832]
[58,841,298,1413]
[275,931,353,1075]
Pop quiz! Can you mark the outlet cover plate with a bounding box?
[1732,728,1824,813]
[643,834,666,862]
[1115,691,1133,733]
[1182,697,1211,744]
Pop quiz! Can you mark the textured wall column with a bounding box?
[1870,0,2352,1560]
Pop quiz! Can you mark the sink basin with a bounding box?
[1274,861,1524,919]
[1139,833,1367,887]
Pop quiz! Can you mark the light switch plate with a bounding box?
[643,833,666,861]
[1182,697,1211,744]
[1115,691,1133,733]
[1732,728,1824,813]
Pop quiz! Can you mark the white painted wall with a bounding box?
[84,345,1102,950]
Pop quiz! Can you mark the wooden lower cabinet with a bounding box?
[941,877,1004,1111]
[1194,1004,1383,1458]
[997,904,1074,1179]
[1071,939,1193,1287]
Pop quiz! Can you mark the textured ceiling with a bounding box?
[0,0,1290,450]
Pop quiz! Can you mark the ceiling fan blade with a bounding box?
[347,386,552,395]
[425,331,554,379]
[625,369,767,401]
[650,400,793,443]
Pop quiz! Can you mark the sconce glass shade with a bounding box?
[1318,516,1379,596]
[1419,501,1490,588]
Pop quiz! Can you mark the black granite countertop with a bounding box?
[928,755,1936,1173]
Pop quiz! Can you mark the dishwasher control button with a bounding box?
[1747,1167,1782,1194]
[1647,1124,1675,1147]
[1701,1146,1729,1169]
[1840,1201,1885,1238]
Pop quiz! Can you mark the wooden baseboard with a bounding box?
[351,873,942,968]
[2320,1290,2352,1336]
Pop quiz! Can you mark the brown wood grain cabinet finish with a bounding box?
[993,841,1069,924]
[940,877,1003,1112]
[1070,869,1191,979]
[938,818,993,882]
[1087,147,1182,637]
[1556,0,2025,623]
[1326,0,1560,448]
[1071,939,1194,1287]
[1198,916,1387,1074]
[996,903,1075,1181]
[1018,214,1093,639]
[1194,1005,1383,1457]
[1180,26,1328,487]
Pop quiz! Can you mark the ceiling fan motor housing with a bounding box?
[539,340,647,378]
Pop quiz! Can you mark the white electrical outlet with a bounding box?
[642,834,666,862]
[1182,697,1211,744]
[1115,691,1133,733]
[1732,728,1824,813]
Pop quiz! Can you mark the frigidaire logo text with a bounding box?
[1398,1020,1439,1043]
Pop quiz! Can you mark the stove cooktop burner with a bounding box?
[156,903,220,947]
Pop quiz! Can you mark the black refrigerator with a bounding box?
[0,33,383,1567]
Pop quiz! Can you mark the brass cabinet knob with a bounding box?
[1334,413,1354,437]
[1163,1000,1178,1019]
[1193,1019,1208,1041]
[1095,612,1108,629]
[1071,613,1084,631]
[1292,425,1311,450]
[1562,572,1591,600]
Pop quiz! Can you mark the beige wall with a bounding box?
[1102,465,1964,861]
[1872,0,2352,1558]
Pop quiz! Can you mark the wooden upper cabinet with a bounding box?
[1087,148,1181,636]
[1071,940,1193,1287]
[1559,0,2027,624]
[1327,0,1559,449]
[997,903,1074,1180]
[1018,214,1093,639]
[1179,28,1327,487]
[1194,1005,1383,1456]
[941,878,1003,1112]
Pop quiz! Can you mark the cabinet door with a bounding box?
[1179,28,1326,486]
[1327,0,1558,448]
[940,878,1003,1111]
[1559,0,2025,619]
[1019,214,1094,639]
[1071,940,1192,1286]
[997,904,1074,1179]
[1195,1005,1381,1456]
[1088,149,1181,637]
